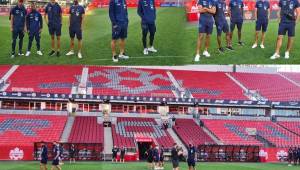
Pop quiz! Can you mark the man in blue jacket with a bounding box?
[270,0,299,59]
[229,0,244,46]
[65,0,85,59]
[137,0,158,55]
[25,2,43,57]
[45,0,62,57]
[109,0,130,62]
[10,0,27,58]
[252,0,270,49]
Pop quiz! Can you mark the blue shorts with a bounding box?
[52,159,59,166]
[256,20,268,32]
[278,22,296,37]
[48,24,62,36]
[198,20,213,34]
[187,159,195,167]
[216,21,229,36]
[230,20,243,32]
[69,27,82,40]
[112,23,128,40]
[142,22,156,34]
[41,159,48,164]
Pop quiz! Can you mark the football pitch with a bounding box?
[0,161,298,170]
[0,7,299,65]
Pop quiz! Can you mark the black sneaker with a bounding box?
[218,47,225,53]
[112,55,119,62]
[238,41,245,46]
[226,46,234,51]
[49,50,55,56]
[56,51,60,57]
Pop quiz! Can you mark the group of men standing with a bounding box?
[145,145,165,170]
[40,141,64,170]
[195,0,300,62]
[10,0,85,59]
[112,146,127,163]
[288,147,300,166]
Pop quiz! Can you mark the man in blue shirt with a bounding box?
[194,0,216,62]
[229,0,244,46]
[137,0,158,55]
[10,0,27,58]
[25,2,43,57]
[51,141,61,170]
[40,142,48,170]
[252,0,270,49]
[187,143,197,170]
[270,0,299,59]
[214,0,233,53]
[45,0,62,57]
[66,0,85,59]
[109,0,130,62]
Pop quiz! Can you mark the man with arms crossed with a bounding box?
[10,0,26,58]
[109,0,130,62]
[194,0,216,62]
[252,0,270,49]
[45,0,62,57]
[229,0,244,46]
[214,0,233,53]
[137,0,158,55]
[66,0,85,59]
[270,0,299,59]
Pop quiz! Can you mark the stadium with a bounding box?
[0,0,299,65]
[0,65,300,170]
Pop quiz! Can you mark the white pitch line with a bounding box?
[91,55,190,61]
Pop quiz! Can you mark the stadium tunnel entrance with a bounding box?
[135,136,156,161]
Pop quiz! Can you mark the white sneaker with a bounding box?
[260,44,265,49]
[147,46,157,53]
[18,52,24,56]
[78,52,82,59]
[11,54,15,58]
[25,51,31,57]
[270,53,280,60]
[284,51,290,59]
[119,53,129,60]
[37,51,43,56]
[143,48,148,55]
[252,44,257,49]
[203,51,211,57]
[66,50,75,56]
[194,54,200,62]
[112,55,118,62]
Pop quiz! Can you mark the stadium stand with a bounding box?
[88,66,175,98]
[0,114,67,145]
[112,117,174,148]
[6,65,82,94]
[203,118,300,147]
[277,121,300,136]
[231,73,300,101]
[173,119,215,146]
[171,70,248,100]
[0,65,11,78]
[68,116,104,144]
[280,72,300,85]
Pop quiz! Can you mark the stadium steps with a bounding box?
[60,116,75,143]
[104,126,114,154]
[255,134,276,147]
[278,73,300,87]
[166,128,187,154]
[225,73,251,100]
[0,65,18,91]
[166,71,187,98]
[276,122,300,137]
[201,125,223,145]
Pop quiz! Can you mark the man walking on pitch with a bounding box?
[252,0,270,49]
[194,0,216,62]
[109,0,130,62]
[214,0,233,53]
[137,0,158,55]
[51,141,61,170]
[25,2,43,57]
[40,142,48,170]
[45,0,62,57]
[10,0,26,58]
[270,0,299,59]
[66,0,85,59]
[229,0,245,46]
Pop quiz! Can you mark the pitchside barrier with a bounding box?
[197,145,260,162]
[34,143,103,161]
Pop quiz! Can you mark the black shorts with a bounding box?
[172,160,179,168]
[230,20,243,32]
[70,153,75,159]
[48,24,62,36]
[256,20,268,32]
[69,26,82,40]
[160,156,164,162]
[278,22,296,37]
[52,159,59,166]
[187,159,195,167]
[120,154,125,159]
[112,154,117,159]
[112,22,128,40]
[40,159,48,164]
[147,157,153,163]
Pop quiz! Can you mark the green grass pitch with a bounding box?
[0,161,299,170]
[0,7,299,65]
